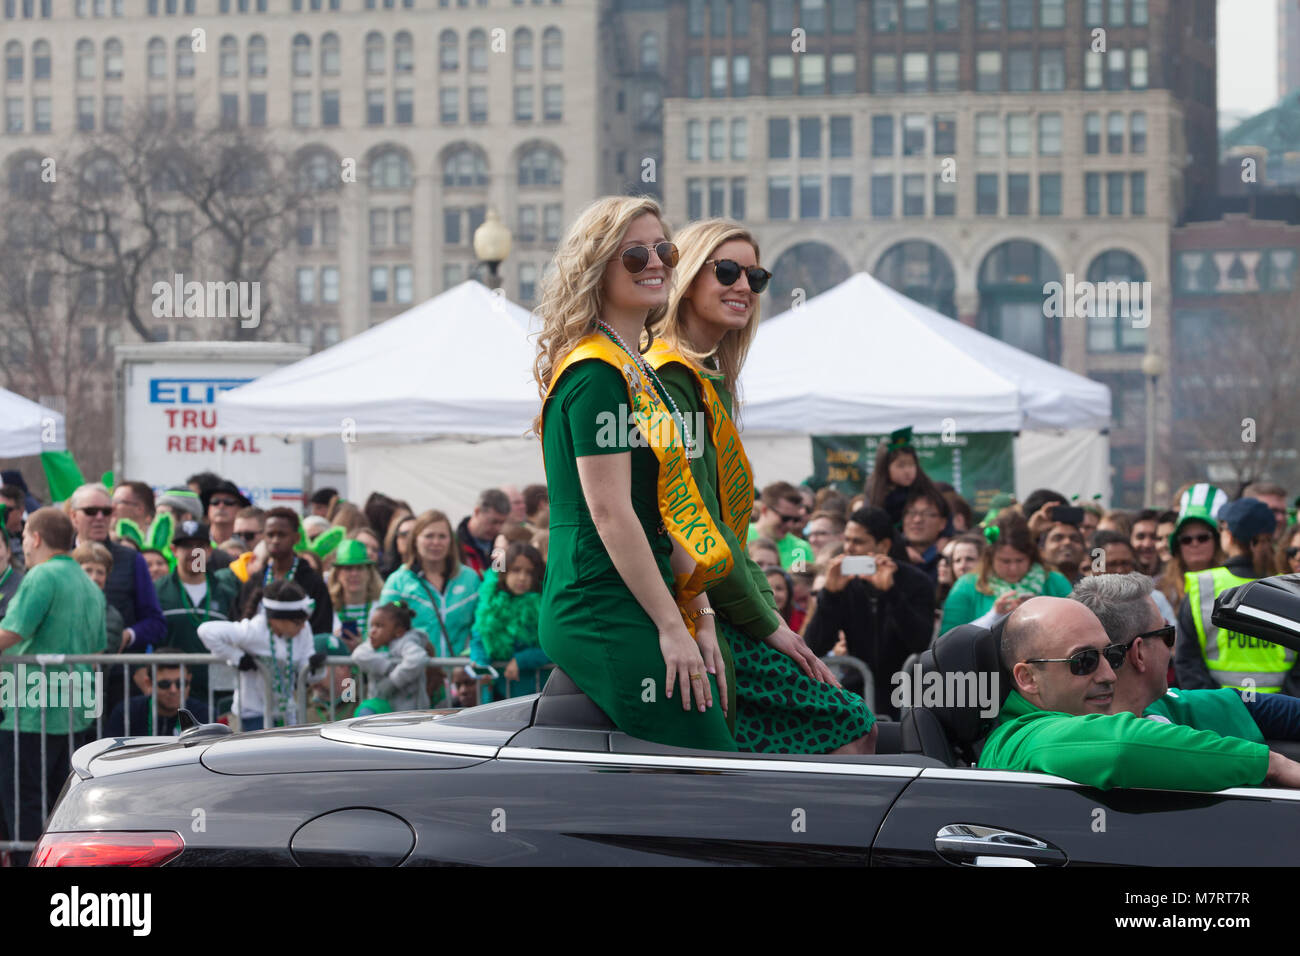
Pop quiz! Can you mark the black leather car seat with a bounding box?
[897,621,1012,766]
[533,667,615,730]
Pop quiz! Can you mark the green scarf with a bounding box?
[985,562,1049,598]
[473,568,541,663]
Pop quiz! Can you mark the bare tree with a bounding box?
[1170,282,1300,493]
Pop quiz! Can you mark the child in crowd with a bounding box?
[73,541,125,652]
[141,547,171,583]
[351,599,432,713]
[866,426,946,533]
[748,536,780,568]
[198,578,326,731]
[764,565,805,633]
[469,542,548,701]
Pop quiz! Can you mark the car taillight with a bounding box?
[30,832,184,867]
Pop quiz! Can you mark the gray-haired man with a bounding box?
[1071,572,1300,741]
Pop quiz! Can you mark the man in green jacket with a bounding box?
[979,597,1300,790]
[156,520,241,705]
[1071,571,1300,743]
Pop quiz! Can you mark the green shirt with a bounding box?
[979,690,1269,791]
[1144,687,1264,743]
[746,524,814,572]
[0,554,106,734]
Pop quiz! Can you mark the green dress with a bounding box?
[660,361,876,754]
[539,359,737,751]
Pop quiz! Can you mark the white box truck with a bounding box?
[113,342,312,509]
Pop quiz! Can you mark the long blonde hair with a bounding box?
[532,195,672,435]
[655,219,763,399]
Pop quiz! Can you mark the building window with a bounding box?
[733,54,751,96]
[32,95,49,131]
[1130,172,1145,215]
[1085,172,1101,215]
[395,89,413,125]
[1008,50,1033,91]
[1039,172,1061,215]
[371,149,412,189]
[730,177,746,218]
[975,113,998,155]
[76,38,95,79]
[542,27,562,69]
[708,176,725,216]
[933,114,955,154]
[710,118,726,160]
[514,85,533,121]
[731,117,749,159]
[687,55,705,97]
[248,35,266,76]
[1106,171,1124,215]
[393,207,411,245]
[1006,113,1030,156]
[872,53,897,93]
[1130,111,1146,153]
[175,92,194,127]
[1107,111,1124,153]
[768,175,791,219]
[976,173,998,215]
[319,33,340,75]
[1087,250,1146,352]
[1084,51,1102,89]
[541,84,562,119]
[1106,48,1126,90]
[903,52,927,92]
[292,33,310,76]
[933,175,955,216]
[829,174,851,217]
[78,96,95,131]
[902,174,924,217]
[104,37,124,78]
[441,89,459,124]
[1040,0,1064,27]
[370,267,388,303]
[871,175,892,218]
[5,97,22,133]
[871,114,893,156]
[768,117,790,159]
[1084,112,1100,153]
[440,30,458,71]
[394,265,412,304]
[321,90,339,127]
[1038,113,1061,155]
[711,55,728,96]
[976,0,1002,29]
[1039,48,1064,90]
[1131,48,1148,89]
[902,0,926,31]
[902,113,925,155]
[976,51,1001,92]
[517,205,537,242]
[686,177,703,220]
[1007,173,1029,215]
[799,116,821,158]
[468,86,488,123]
[769,54,793,95]
[934,51,958,92]
[687,119,703,160]
[219,92,237,127]
[366,31,385,75]
[366,90,384,125]
[219,35,237,76]
[297,267,315,304]
[468,29,487,71]
[1085,0,1102,25]
[872,0,898,33]
[829,115,851,157]
[934,0,959,29]
[395,31,413,74]
[1009,0,1033,28]
[799,54,825,95]
[321,267,338,304]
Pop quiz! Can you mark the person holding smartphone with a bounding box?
[803,506,935,719]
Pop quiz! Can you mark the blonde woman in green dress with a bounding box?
[532,195,736,751]
[648,219,876,754]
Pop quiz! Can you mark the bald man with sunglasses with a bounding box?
[1072,572,1300,743]
[978,597,1300,790]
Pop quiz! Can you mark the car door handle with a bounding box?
[935,824,1067,867]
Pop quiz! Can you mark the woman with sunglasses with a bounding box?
[644,219,875,754]
[1276,523,1300,577]
[1155,510,1223,612]
[532,196,736,752]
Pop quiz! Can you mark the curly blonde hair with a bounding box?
[654,218,763,401]
[532,195,672,435]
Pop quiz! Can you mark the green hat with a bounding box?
[333,538,373,567]
[887,426,914,452]
[1170,483,1227,554]
[355,697,393,717]
[313,632,347,655]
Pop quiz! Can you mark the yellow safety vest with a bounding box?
[1186,566,1297,693]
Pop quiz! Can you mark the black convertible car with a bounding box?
[32,576,1300,866]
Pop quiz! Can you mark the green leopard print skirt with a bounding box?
[723,617,876,754]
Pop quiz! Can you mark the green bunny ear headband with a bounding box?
[146,512,177,573]
[115,518,145,549]
[307,526,345,559]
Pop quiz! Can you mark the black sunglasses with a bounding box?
[1178,531,1213,546]
[154,679,186,690]
[1131,624,1176,649]
[79,507,112,517]
[705,258,771,294]
[1286,547,1300,560]
[1024,643,1127,676]
[209,497,241,508]
[613,242,678,274]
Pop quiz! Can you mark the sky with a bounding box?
[1219,0,1280,122]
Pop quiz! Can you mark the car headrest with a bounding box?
[908,620,1012,747]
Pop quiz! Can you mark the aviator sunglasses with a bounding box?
[1023,642,1128,676]
[704,258,772,294]
[612,242,679,274]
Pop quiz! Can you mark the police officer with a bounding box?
[1174,497,1300,695]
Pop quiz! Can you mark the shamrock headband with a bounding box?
[983,525,1000,545]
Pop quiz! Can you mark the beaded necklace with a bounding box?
[264,555,299,588]
[266,628,296,728]
[595,320,693,453]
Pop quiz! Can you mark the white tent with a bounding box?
[738,272,1113,502]
[0,388,66,457]
[215,281,545,520]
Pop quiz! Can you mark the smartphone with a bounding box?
[841,555,877,577]
[340,620,360,639]
[1052,505,1085,526]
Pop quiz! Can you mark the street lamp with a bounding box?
[1141,351,1166,507]
[473,207,512,291]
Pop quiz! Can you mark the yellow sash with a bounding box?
[644,340,754,546]
[541,334,733,633]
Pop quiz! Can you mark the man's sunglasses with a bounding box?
[1024,643,1127,676]
[1178,531,1213,546]
[777,512,804,526]
[705,258,771,294]
[79,507,112,517]
[154,679,186,690]
[612,242,679,274]
[209,498,241,508]
[1131,624,1176,649]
